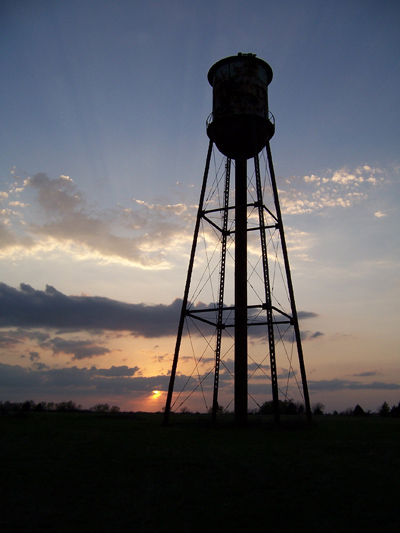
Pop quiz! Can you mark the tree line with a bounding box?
[0,400,120,414]
[256,399,400,418]
[2,398,400,417]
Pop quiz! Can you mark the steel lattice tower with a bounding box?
[164,54,312,425]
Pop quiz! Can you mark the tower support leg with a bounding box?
[163,140,213,425]
[266,142,312,422]
[234,158,248,426]
[254,155,280,425]
[212,158,231,422]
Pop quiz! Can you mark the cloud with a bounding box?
[94,365,139,377]
[0,332,22,348]
[45,337,112,360]
[0,283,321,345]
[0,282,181,336]
[0,362,193,397]
[0,218,34,251]
[308,379,400,391]
[0,362,44,388]
[27,173,81,215]
[298,311,318,320]
[29,352,40,362]
[281,164,385,215]
[1,173,194,268]
[309,331,324,339]
[32,362,49,371]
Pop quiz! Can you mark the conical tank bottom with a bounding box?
[207,114,275,160]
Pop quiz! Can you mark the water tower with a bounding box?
[164,54,312,425]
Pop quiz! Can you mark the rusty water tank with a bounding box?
[207,53,275,160]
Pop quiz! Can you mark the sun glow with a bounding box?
[151,390,161,399]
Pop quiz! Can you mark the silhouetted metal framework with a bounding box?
[163,54,312,425]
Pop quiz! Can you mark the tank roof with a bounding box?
[207,53,273,86]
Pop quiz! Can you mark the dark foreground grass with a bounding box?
[1,412,399,532]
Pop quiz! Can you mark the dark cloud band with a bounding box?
[0,283,319,339]
[0,283,181,337]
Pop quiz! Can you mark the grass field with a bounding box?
[1,412,399,532]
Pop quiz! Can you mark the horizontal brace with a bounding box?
[188,303,292,317]
[202,215,232,236]
[247,224,278,232]
[271,306,293,321]
[203,205,235,215]
[247,320,292,326]
[220,319,291,329]
[187,306,234,314]
[204,202,258,216]
[186,312,218,328]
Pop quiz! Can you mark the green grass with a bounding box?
[1,412,399,532]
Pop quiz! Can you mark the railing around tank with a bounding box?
[206,111,275,128]
[269,111,275,127]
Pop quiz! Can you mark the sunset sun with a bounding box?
[151,390,161,399]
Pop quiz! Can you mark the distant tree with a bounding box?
[340,407,354,416]
[56,400,79,412]
[294,402,305,415]
[110,405,120,413]
[67,400,79,411]
[22,400,35,412]
[283,400,298,415]
[379,401,390,417]
[0,401,13,413]
[207,404,228,415]
[312,402,325,416]
[353,404,366,417]
[390,402,400,418]
[258,399,306,416]
[56,402,66,411]
[258,400,274,415]
[91,403,110,413]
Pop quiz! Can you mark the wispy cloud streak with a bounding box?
[280,164,385,215]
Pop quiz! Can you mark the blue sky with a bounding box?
[0,0,399,412]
